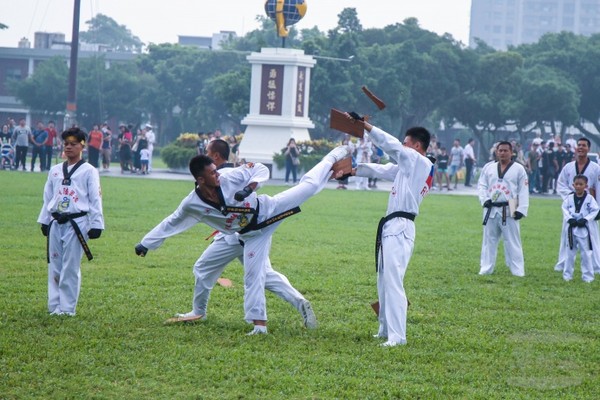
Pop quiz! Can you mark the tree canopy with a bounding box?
[9,8,600,150]
[80,14,143,52]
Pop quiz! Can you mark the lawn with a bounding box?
[0,171,598,399]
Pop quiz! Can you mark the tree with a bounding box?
[9,57,68,115]
[76,57,149,128]
[80,14,143,52]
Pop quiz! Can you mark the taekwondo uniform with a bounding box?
[140,154,338,324]
[37,161,104,315]
[355,126,434,345]
[478,161,529,276]
[561,191,599,282]
[555,160,600,273]
[188,163,313,320]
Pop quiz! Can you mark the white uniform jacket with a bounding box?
[562,192,599,239]
[37,161,104,229]
[478,161,529,219]
[356,126,434,239]
[556,159,600,201]
[140,163,270,250]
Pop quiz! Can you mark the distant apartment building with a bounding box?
[178,31,237,49]
[470,0,600,50]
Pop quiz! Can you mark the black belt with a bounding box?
[483,202,509,226]
[48,212,93,261]
[238,201,301,235]
[375,211,416,272]
[567,223,593,251]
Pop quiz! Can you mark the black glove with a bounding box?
[576,218,587,227]
[234,185,253,202]
[595,211,600,221]
[88,228,102,239]
[513,211,524,220]
[41,224,49,237]
[567,218,577,226]
[483,200,492,208]
[348,111,365,121]
[135,243,148,257]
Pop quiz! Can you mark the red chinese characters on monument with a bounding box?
[295,67,306,117]
[260,65,284,115]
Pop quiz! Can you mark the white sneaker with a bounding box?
[300,300,317,329]
[58,311,76,317]
[49,308,62,315]
[246,326,268,336]
[175,311,205,319]
[326,145,352,163]
[174,311,206,321]
[380,340,405,347]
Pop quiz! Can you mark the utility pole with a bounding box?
[65,0,81,128]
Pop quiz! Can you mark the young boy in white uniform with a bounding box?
[38,128,104,316]
[561,174,599,282]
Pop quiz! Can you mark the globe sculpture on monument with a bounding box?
[238,0,315,179]
[264,0,307,37]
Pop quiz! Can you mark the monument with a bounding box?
[238,0,314,178]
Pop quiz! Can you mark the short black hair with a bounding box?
[189,155,214,179]
[61,127,87,143]
[573,174,588,183]
[578,137,591,147]
[497,141,512,150]
[207,139,230,160]
[405,127,431,151]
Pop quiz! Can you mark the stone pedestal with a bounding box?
[239,48,315,178]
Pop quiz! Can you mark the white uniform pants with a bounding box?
[241,156,334,322]
[554,220,568,271]
[557,221,600,274]
[191,235,307,315]
[47,217,89,314]
[563,235,594,282]
[480,216,525,276]
[376,232,413,344]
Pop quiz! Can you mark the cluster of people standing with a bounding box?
[1,118,58,172]
[116,123,155,174]
[1,117,155,175]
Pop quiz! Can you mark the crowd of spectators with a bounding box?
[425,132,587,195]
[0,117,155,175]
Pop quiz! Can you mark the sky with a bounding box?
[0,0,472,48]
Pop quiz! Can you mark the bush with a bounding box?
[162,132,244,170]
[160,133,199,170]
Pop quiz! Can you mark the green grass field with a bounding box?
[1,171,598,399]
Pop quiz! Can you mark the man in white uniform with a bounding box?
[38,128,104,316]
[554,137,600,274]
[344,116,434,347]
[135,145,351,335]
[174,138,316,329]
[478,141,529,277]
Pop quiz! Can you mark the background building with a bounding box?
[470,0,600,50]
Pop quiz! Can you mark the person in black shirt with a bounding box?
[436,147,451,190]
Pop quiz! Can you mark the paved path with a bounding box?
[100,165,560,199]
[99,165,479,197]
